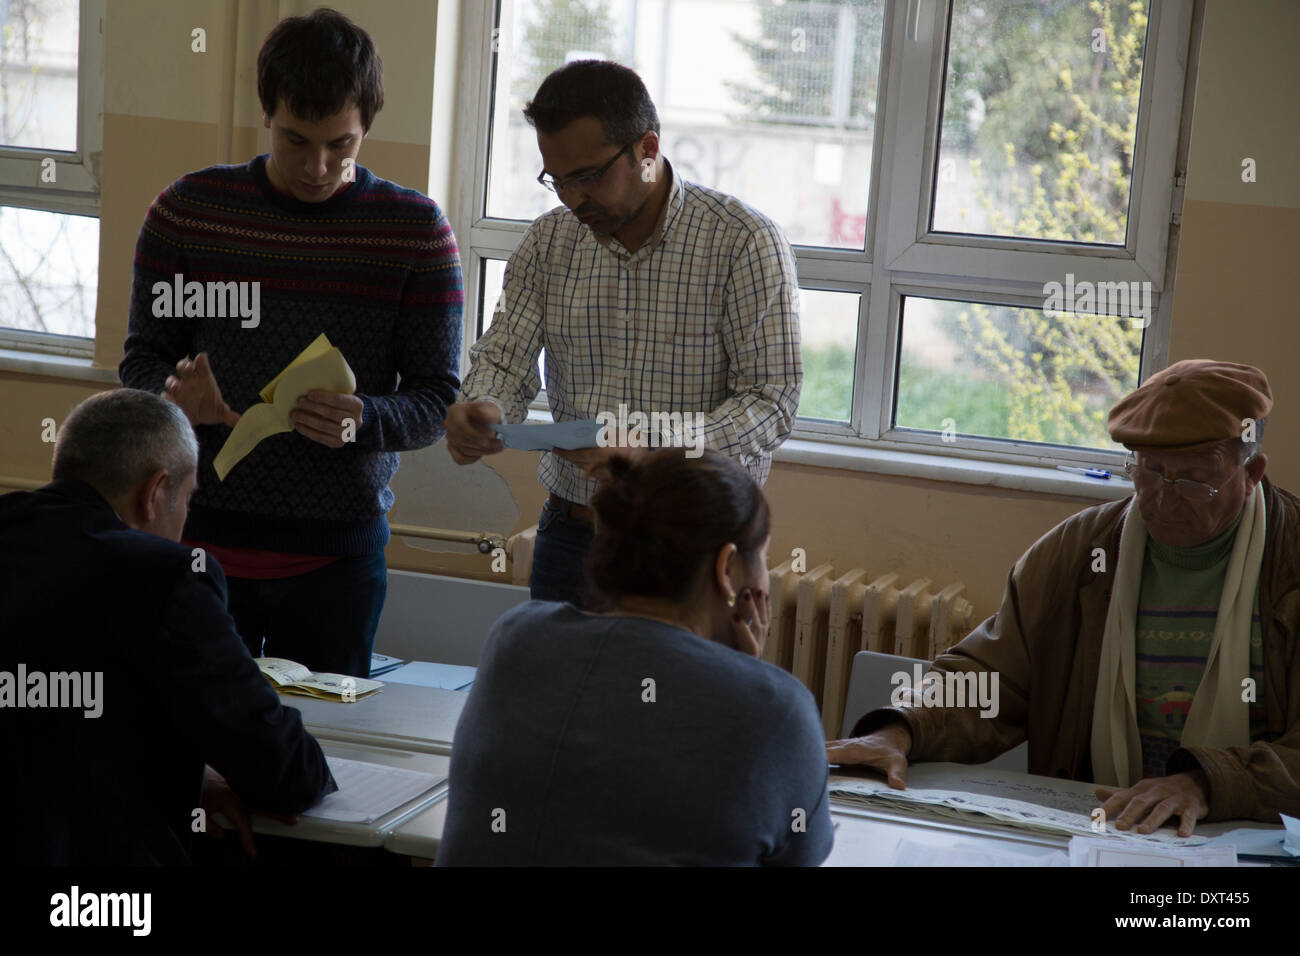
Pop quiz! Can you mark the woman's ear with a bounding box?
[713,542,738,604]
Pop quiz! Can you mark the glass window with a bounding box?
[799,287,858,423]
[894,294,1141,449]
[931,0,1150,244]
[0,0,81,152]
[486,0,885,250]
[0,206,98,336]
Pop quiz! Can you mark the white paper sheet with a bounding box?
[1068,836,1237,866]
[829,762,1209,847]
[301,756,444,823]
[380,661,476,690]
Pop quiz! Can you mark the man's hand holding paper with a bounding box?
[291,390,365,448]
[213,333,358,480]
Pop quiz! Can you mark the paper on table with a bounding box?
[1068,836,1237,866]
[493,419,601,451]
[1201,822,1290,858]
[828,762,1209,847]
[301,756,444,824]
[213,333,357,480]
[1284,813,1300,856]
[894,836,1068,867]
[380,661,477,691]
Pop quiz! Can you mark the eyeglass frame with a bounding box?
[1122,450,1258,501]
[536,140,638,194]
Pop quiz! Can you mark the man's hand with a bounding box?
[825,721,913,790]
[555,443,649,476]
[290,390,365,448]
[445,401,505,464]
[163,353,239,428]
[201,765,257,858]
[1095,769,1210,838]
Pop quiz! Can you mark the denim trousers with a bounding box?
[225,550,387,678]
[529,499,596,608]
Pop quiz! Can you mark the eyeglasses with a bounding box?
[537,142,634,194]
[1123,454,1256,502]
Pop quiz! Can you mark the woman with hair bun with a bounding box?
[437,449,833,866]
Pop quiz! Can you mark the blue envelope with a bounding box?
[492,419,603,451]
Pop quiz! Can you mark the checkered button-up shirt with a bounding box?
[459,160,802,505]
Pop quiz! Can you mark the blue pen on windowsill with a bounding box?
[1057,466,1114,480]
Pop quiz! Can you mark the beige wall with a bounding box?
[1,0,1295,623]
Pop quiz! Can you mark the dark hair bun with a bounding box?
[591,454,641,534]
[584,449,770,607]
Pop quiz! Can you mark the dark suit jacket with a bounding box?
[0,478,335,864]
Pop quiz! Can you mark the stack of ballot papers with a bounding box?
[829,763,1211,846]
[301,756,446,824]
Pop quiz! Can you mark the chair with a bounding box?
[840,650,1028,772]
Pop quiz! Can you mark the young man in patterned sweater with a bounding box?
[120,9,463,676]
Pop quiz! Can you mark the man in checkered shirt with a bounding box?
[446,60,802,608]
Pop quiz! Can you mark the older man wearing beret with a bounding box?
[828,360,1300,837]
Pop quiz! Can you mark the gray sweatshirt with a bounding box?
[437,601,833,866]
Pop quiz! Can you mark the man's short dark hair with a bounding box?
[52,390,197,503]
[257,8,383,132]
[523,60,660,147]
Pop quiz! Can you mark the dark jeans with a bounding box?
[225,550,387,678]
[529,499,595,608]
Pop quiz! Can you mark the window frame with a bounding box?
[447,0,1193,472]
[0,0,105,357]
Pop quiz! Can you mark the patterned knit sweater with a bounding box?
[119,154,463,555]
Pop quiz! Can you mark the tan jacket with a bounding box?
[854,477,1300,824]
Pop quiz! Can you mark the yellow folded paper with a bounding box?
[213,333,357,480]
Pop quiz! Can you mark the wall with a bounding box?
[0,0,1294,625]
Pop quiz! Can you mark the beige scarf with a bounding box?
[1090,484,1265,787]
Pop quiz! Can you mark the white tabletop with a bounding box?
[384,794,450,860]
[251,739,450,848]
[824,803,1070,866]
[288,681,468,754]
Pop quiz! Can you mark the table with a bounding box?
[384,795,450,860]
[251,739,450,848]
[290,681,468,755]
[824,803,1070,866]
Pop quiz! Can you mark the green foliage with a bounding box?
[945,0,1147,449]
[895,357,1012,438]
[726,0,883,127]
[799,341,855,421]
[731,0,1151,449]
[519,0,618,101]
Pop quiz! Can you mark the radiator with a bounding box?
[761,560,975,739]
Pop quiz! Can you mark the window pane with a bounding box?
[486,0,884,249]
[894,295,1141,450]
[0,0,80,151]
[0,206,97,336]
[797,288,857,423]
[478,256,545,388]
[931,0,1150,244]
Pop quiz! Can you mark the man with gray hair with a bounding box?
[0,389,335,864]
[829,360,1300,837]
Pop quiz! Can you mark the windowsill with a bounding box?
[774,438,1132,501]
[523,405,1132,502]
[0,348,119,384]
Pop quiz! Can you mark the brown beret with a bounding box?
[1107,359,1272,451]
